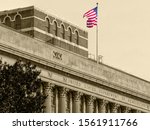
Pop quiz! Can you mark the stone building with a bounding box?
[0,6,150,113]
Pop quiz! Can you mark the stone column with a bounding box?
[58,87,68,113]
[110,103,120,113]
[95,100,99,113]
[121,106,131,113]
[136,110,142,113]
[44,83,55,113]
[132,109,141,113]
[55,88,59,113]
[98,99,108,113]
[81,95,86,113]
[72,91,82,113]
[86,95,95,113]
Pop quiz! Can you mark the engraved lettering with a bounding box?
[53,51,62,60]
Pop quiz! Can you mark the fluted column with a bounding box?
[58,87,68,113]
[110,103,120,113]
[98,99,108,113]
[86,95,95,113]
[122,106,131,113]
[72,91,82,113]
[44,83,55,113]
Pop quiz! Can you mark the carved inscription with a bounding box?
[44,71,150,111]
[53,51,62,60]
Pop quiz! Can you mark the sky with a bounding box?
[0,0,150,81]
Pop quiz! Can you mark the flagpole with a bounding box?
[96,3,99,64]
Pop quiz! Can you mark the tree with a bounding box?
[0,59,47,113]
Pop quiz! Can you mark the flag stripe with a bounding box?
[83,7,98,28]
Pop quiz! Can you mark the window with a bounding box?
[60,24,65,39]
[53,21,57,36]
[46,18,50,33]
[4,17,11,27]
[15,15,21,30]
[75,30,79,44]
[68,27,72,42]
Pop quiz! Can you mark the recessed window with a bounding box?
[53,21,57,36]
[60,24,65,39]
[46,18,50,33]
[68,27,72,42]
[15,15,21,30]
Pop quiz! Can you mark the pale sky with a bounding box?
[1,0,150,81]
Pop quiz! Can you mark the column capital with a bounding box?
[58,87,69,98]
[99,99,108,107]
[72,91,83,101]
[86,95,96,106]
[44,82,55,95]
[48,83,55,87]
[110,103,120,113]
[98,99,108,113]
[132,109,142,113]
[122,106,131,113]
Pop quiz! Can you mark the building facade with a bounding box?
[0,6,150,113]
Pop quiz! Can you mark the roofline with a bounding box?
[99,61,150,84]
[0,6,34,15]
[0,5,88,33]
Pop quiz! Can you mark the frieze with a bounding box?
[44,71,150,111]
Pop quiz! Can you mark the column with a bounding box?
[86,95,95,113]
[132,109,141,113]
[58,87,68,113]
[110,103,120,113]
[72,91,82,113]
[55,88,59,113]
[94,100,99,113]
[136,110,142,113]
[121,106,131,113]
[81,95,86,113]
[44,83,55,113]
[98,99,108,113]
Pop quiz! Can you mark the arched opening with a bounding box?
[75,30,79,45]
[53,21,57,36]
[46,18,50,33]
[4,17,11,27]
[60,24,65,39]
[15,15,21,30]
[68,27,72,42]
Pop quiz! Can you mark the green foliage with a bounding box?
[0,59,47,113]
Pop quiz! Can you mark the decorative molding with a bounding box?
[58,87,69,98]
[86,95,96,106]
[44,82,55,95]
[72,91,83,101]
[121,106,131,113]
[99,99,108,107]
[110,103,120,113]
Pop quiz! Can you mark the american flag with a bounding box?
[83,7,98,28]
